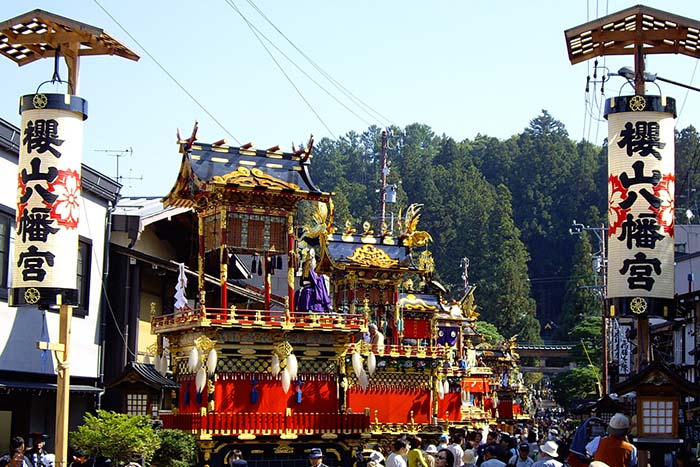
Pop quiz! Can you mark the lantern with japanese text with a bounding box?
[10,93,87,308]
[605,95,675,317]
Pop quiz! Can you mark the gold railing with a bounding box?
[151,307,366,334]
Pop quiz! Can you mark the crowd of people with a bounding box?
[358,413,697,467]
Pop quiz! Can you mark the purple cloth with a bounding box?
[295,269,331,312]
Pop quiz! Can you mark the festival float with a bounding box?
[151,130,527,466]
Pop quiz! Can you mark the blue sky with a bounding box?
[2,0,700,196]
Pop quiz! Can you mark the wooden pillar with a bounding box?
[198,214,205,305]
[264,254,271,310]
[287,214,295,315]
[219,207,227,309]
[54,300,73,467]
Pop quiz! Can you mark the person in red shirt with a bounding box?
[588,414,637,467]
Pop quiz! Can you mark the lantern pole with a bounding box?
[0,11,139,467]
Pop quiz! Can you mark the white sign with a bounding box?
[607,99,675,300]
[11,93,86,306]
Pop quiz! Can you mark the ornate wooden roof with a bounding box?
[0,9,139,66]
[163,140,331,209]
[613,359,700,396]
[319,232,415,272]
[565,5,700,65]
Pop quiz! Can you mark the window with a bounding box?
[0,206,13,301]
[639,397,677,437]
[126,393,149,416]
[76,237,92,314]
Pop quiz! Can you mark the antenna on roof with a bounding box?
[94,147,143,188]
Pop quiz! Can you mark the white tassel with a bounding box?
[443,379,450,394]
[188,347,200,373]
[351,352,363,379]
[359,369,369,390]
[367,352,377,376]
[206,349,218,376]
[287,354,298,380]
[437,379,445,400]
[154,355,162,374]
[271,354,280,377]
[144,354,151,365]
[159,355,169,375]
[281,368,291,393]
[195,367,206,393]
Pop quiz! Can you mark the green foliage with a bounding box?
[550,366,601,409]
[568,315,603,367]
[309,115,700,343]
[475,321,504,346]
[70,410,160,466]
[152,430,199,467]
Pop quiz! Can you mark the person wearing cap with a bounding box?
[423,445,438,467]
[508,444,534,467]
[585,414,637,467]
[437,435,449,451]
[309,448,329,467]
[531,441,561,467]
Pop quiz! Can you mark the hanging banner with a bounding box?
[605,95,675,317]
[618,323,632,376]
[10,93,87,307]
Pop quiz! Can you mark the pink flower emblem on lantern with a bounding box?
[46,169,81,229]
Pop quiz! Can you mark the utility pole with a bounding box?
[378,129,388,231]
[570,221,608,394]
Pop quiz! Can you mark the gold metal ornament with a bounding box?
[630,296,648,314]
[24,288,41,304]
[347,244,398,268]
[32,94,48,109]
[629,95,646,112]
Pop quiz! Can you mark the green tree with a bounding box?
[152,430,199,467]
[568,315,603,367]
[475,321,504,345]
[550,366,601,409]
[70,410,161,465]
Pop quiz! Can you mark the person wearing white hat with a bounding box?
[585,414,637,467]
[531,441,562,467]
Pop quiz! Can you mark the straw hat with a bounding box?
[540,440,558,458]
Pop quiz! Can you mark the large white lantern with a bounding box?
[605,95,675,318]
[10,93,87,307]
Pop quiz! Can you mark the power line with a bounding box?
[222,0,376,128]
[244,0,393,128]
[222,0,337,139]
[92,0,242,145]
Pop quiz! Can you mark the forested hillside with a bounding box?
[309,111,700,344]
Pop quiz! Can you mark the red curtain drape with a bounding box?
[348,387,430,423]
